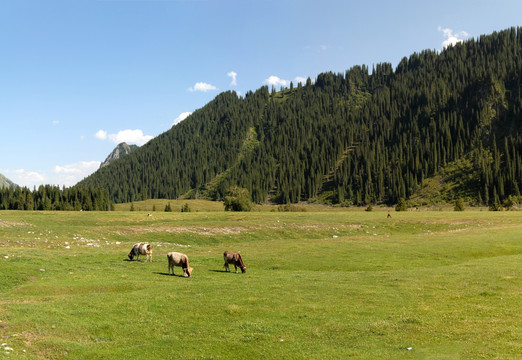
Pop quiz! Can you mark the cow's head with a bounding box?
[184,267,193,277]
[128,251,135,260]
[240,266,247,274]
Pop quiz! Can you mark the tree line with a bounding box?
[78,27,521,206]
[0,185,111,211]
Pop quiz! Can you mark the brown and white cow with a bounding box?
[167,252,193,277]
[128,243,152,262]
[223,251,246,273]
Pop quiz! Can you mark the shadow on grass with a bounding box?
[153,272,187,278]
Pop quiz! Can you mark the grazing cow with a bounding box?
[167,252,193,277]
[128,243,152,262]
[223,251,246,273]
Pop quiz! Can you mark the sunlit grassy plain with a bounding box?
[0,203,520,359]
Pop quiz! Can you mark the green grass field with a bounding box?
[0,207,520,359]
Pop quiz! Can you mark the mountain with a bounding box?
[99,142,139,168]
[0,174,17,189]
[78,27,522,206]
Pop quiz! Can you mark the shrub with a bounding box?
[489,201,502,211]
[165,203,173,212]
[277,204,306,212]
[502,195,521,210]
[365,204,373,212]
[395,198,408,211]
[224,186,252,212]
[181,203,191,212]
[454,198,465,211]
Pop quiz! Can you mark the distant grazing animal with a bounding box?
[167,252,193,277]
[223,251,246,273]
[128,243,152,262]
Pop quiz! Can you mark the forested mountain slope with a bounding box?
[78,27,522,206]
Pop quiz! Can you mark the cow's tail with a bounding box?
[147,244,152,259]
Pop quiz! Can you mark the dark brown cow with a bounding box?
[223,251,246,273]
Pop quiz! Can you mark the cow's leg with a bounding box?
[224,262,229,272]
[234,264,238,273]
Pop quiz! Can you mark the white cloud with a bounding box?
[95,130,108,140]
[227,71,238,86]
[294,76,307,84]
[304,44,329,53]
[54,161,101,187]
[263,75,290,87]
[8,169,45,187]
[438,26,469,48]
[95,129,153,146]
[188,82,218,92]
[4,162,101,188]
[52,120,59,125]
[109,129,153,146]
[173,111,192,126]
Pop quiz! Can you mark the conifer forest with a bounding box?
[2,28,522,209]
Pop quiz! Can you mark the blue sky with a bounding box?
[1,0,521,188]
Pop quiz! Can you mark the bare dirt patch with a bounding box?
[112,225,251,236]
[110,223,363,237]
[0,220,28,228]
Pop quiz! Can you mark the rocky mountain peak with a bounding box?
[0,173,17,189]
[100,142,139,168]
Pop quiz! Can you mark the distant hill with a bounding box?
[99,142,139,168]
[78,27,522,206]
[0,174,17,189]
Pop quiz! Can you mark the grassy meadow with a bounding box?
[0,205,520,359]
